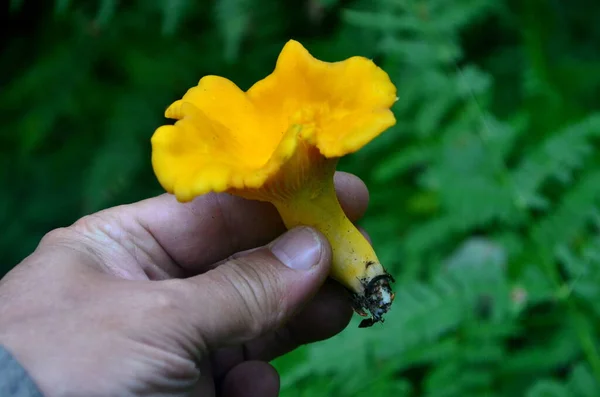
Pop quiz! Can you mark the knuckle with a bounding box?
[38,227,80,249]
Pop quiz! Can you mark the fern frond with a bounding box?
[373,145,434,182]
[531,170,600,252]
[512,114,600,210]
[567,362,600,397]
[160,0,190,35]
[95,0,118,27]
[214,0,252,62]
[526,379,571,397]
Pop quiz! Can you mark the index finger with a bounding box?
[131,171,369,273]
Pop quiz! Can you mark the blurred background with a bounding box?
[2,0,600,395]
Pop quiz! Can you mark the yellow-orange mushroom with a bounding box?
[151,40,397,327]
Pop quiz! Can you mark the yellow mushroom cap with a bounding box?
[151,39,397,202]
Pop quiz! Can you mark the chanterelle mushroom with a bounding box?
[151,40,397,327]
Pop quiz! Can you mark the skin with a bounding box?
[0,172,370,397]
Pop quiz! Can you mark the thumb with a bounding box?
[178,226,333,350]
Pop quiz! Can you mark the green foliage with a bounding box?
[2,0,600,395]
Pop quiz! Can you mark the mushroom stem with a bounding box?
[230,138,395,326]
[272,173,395,326]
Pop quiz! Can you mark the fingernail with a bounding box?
[271,227,322,270]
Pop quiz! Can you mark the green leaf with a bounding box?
[214,0,252,62]
[526,379,571,397]
[568,363,600,397]
[161,0,190,35]
[95,0,118,27]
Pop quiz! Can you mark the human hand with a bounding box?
[0,172,370,397]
